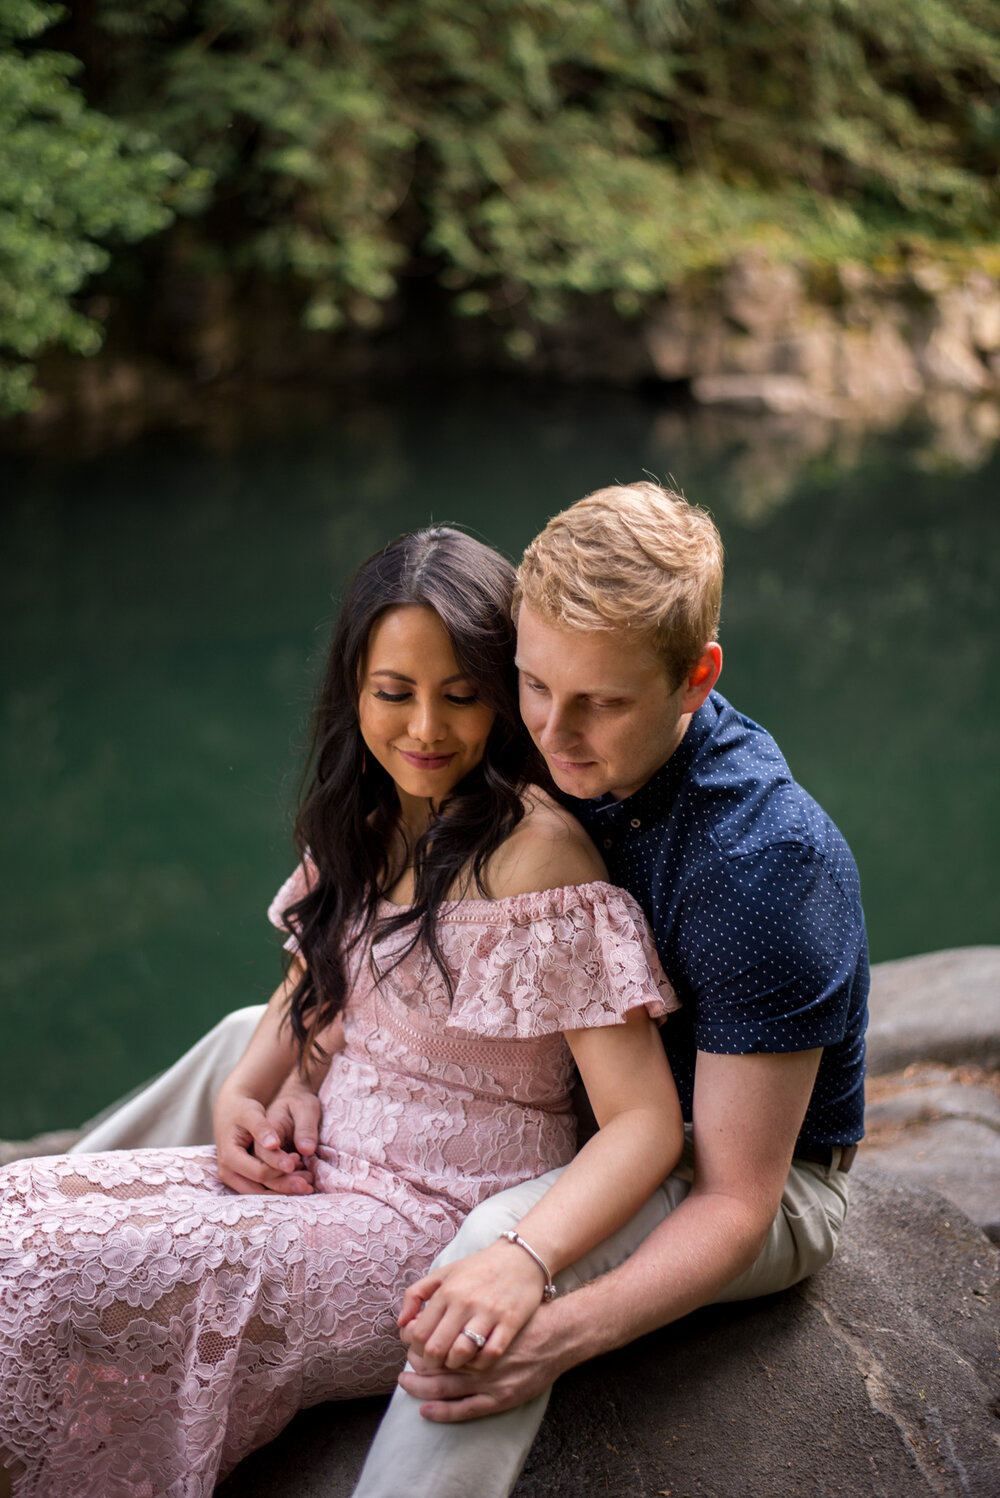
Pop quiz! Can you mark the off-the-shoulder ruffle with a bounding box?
[267,858,317,950]
[268,870,678,1037]
[431,882,678,1039]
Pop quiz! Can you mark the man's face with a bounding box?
[516,604,701,801]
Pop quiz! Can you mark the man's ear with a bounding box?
[680,643,722,713]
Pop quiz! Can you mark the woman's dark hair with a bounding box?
[283,527,539,1059]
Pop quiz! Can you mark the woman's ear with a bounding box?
[680,643,722,713]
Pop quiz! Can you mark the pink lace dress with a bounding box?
[0,879,676,1498]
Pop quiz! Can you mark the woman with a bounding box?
[0,528,682,1497]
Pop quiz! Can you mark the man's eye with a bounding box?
[523,680,547,693]
[374,690,409,702]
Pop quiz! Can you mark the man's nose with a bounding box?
[538,701,575,751]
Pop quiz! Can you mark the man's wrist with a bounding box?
[536,1283,607,1373]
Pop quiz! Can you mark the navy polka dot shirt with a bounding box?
[569,691,868,1149]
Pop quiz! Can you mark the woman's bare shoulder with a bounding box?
[484,788,608,900]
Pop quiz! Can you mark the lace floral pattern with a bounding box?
[0,880,676,1496]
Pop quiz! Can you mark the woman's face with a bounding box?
[358,605,496,819]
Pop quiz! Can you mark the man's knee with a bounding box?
[713,1166,849,1303]
[436,1170,565,1266]
[207,1005,265,1051]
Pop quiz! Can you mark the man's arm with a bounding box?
[399,1045,822,1421]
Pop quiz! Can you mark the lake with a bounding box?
[1,377,998,1138]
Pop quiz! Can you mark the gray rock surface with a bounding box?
[866,946,1000,1075]
[860,948,1000,1239]
[218,1166,1000,1497]
[864,1064,1000,1242]
[641,254,1000,443]
[0,1128,81,1166]
[4,948,998,1494]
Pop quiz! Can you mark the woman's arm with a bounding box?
[400,1005,682,1370]
[400,796,682,1365]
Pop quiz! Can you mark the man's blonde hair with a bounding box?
[514,480,723,685]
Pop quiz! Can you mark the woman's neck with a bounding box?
[395,787,435,841]
[382,801,479,907]
[381,807,423,906]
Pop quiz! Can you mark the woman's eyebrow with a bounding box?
[370,669,471,685]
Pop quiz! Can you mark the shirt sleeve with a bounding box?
[676,843,864,1054]
[446,884,680,1040]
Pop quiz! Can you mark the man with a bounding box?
[76,482,867,1498]
[350,481,866,1496]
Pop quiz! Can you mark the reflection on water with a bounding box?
[1,378,998,1137]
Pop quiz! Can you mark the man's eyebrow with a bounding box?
[370,669,471,685]
[515,661,629,695]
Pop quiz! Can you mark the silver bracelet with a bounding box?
[498,1229,557,1302]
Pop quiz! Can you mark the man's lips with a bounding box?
[397,749,457,770]
[547,755,596,771]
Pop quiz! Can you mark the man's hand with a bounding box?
[398,1303,578,1422]
[214,1086,316,1196]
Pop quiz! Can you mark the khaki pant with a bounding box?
[70,1008,850,1498]
[72,1006,266,1154]
[351,1139,849,1498]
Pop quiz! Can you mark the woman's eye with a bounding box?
[374,689,409,702]
[447,693,480,706]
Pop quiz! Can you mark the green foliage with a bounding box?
[6,0,1000,401]
[90,0,1000,332]
[0,0,196,413]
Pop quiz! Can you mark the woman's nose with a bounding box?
[409,697,446,744]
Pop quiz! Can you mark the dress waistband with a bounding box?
[371,990,573,1115]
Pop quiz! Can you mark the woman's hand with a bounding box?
[265,1068,323,1157]
[398,1239,548,1372]
[214,1083,315,1196]
[210,966,338,1197]
[210,963,318,1195]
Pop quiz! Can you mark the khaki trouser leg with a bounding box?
[70,1006,266,1153]
[351,1142,850,1498]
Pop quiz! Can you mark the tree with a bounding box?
[90,0,1000,339]
[6,0,1000,406]
[0,0,197,413]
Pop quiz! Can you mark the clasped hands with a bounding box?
[398,1238,550,1373]
[396,1247,567,1422]
[214,1076,321,1196]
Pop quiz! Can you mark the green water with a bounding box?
[2,379,998,1138]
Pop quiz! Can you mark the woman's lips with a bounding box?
[397,750,457,770]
